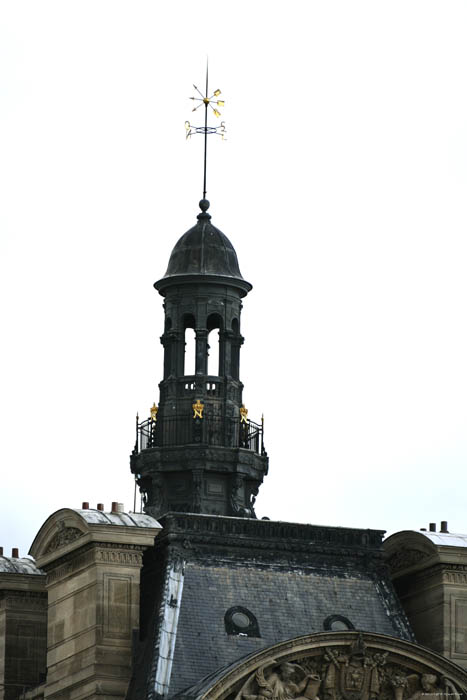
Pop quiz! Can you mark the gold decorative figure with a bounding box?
[150,403,158,421]
[240,405,248,424]
[192,399,204,419]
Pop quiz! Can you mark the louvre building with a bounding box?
[1,199,467,700]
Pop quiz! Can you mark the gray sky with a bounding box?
[1,1,466,557]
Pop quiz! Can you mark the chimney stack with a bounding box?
[429,523,436,532]
[12,548,19,558]
[82,501,89,510]
[97,503,104,511]
[0,546,3,555]
[440,521,449,533]
[420,528,427,531]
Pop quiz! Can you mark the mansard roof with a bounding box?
[126,513,413,700]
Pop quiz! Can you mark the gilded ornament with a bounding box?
[192,399,204,419]
[240,405,248,424]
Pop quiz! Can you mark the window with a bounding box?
[224,606,260,637]
[323,614,355,631]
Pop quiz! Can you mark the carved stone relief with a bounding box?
[231,635,464,700]
[386,549,431,574]
[45,526,83,553]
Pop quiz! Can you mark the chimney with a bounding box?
[440,521,449,533]
[82,501,89,510]
[0,546,3,555]
[429,523,436,532]
[420,528,427,531]
[97,503,104,511]
[111,501,118,513]
[12,548,19,558]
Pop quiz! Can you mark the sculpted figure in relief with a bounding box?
[236,661,321,700]
[230,639,464,700]
[405,674,460,700]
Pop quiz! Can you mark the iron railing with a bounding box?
[133,412,264,456]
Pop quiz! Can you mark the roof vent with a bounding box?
[12,548,19,558]
[429,523,436,532]
[97,503,104,511]
[440,521,449,533]
[82,502,89,510]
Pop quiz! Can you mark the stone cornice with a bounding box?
[0,571,46,593]
[43,541,146,583]
[153,513,385,568]
[393,562,467,589]
[0,589,47,609]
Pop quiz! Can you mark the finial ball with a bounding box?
[199,199,210,212]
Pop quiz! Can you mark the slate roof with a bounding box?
[0,555,43,575]
[417,530,467,547]
[127,513,413,700]
[75,508,160,528]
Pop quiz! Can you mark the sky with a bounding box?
[1,1,466,558]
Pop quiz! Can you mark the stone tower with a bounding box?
[130,199,268,519]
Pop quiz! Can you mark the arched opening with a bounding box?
[207,314,222,376]
[183,314,196,376]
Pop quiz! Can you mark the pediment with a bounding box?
[183,632,467,700]
[383,531,439,577]
[29,509,89,565]
[45,526,84,553]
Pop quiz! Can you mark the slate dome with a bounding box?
[155,200,251,295]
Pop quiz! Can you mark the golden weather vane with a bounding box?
[184,62,226,200]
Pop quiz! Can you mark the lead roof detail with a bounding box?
[155,200,251,291]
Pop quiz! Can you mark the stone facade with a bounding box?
[0,558,46,700]
[384,528,467,670]
[28,507,161,700]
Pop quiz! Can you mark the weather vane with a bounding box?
[185,63,226,200]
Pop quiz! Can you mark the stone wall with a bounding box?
[0,561,47,700]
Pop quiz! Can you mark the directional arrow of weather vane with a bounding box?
[185,65,227,200]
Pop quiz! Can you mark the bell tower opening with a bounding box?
[207,313,222,377]
[183,314,196,376]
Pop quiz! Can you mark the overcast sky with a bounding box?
[1,1,466,557]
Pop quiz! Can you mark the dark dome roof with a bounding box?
[155,201,251,295]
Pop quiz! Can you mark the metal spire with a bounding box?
[185,62,226,201]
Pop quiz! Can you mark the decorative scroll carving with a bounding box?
[45,526,83,553]
[231,634,463,700]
